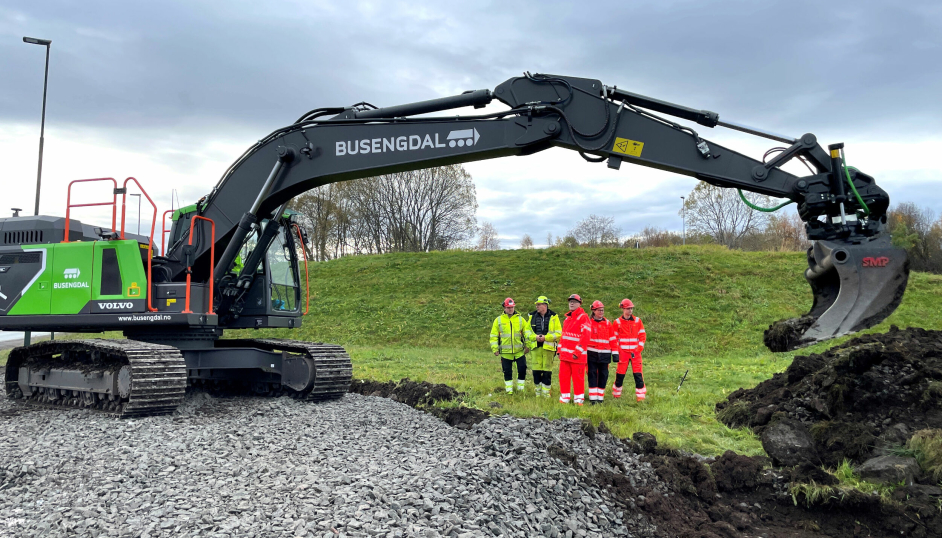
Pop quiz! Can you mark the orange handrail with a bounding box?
[120,178,159,312]
[160,210,174,255]
[62,178,118,243]
[292,223,310,315]
[181,216,215,315]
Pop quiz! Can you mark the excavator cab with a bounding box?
[225,220,303,326]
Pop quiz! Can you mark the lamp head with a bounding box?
[23,37,52,46]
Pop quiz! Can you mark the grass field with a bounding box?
[244,245,942,456]
[3,245,940,456]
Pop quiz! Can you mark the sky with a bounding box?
[2,0,941,247]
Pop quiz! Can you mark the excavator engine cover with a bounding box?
[764,236,909,352]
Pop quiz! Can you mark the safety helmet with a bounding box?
[591,300,604,310]
[619,298,634,309]
[567,294,582,303]
[534,295,551,305]
[502,297,515,308]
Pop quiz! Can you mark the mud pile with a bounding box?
[717,325,942,467]
[594,433,942,538]
[348,378,490,429]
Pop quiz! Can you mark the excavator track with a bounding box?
[217,338,352,400]
[4,339,186,418]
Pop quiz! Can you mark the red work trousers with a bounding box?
[558,360,586,403]
[616,352,643,375]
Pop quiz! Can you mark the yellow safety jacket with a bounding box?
[528,310,562,352]
[489,312,536,360]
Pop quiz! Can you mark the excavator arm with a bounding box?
[163,73,908,351]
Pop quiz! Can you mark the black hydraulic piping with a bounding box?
[354,89,492,119]
[213,147,295,284]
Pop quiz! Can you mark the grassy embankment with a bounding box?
[3,246,939,457]
[247,245,942,456]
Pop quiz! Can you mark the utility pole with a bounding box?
[23,36,52,349]
[680,196,686,245]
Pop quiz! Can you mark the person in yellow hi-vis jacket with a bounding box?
[490,297,536,394]
[528,296,562,397]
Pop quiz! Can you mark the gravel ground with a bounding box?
[0,391,660,538]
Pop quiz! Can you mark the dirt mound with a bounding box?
[349,378,489,429]
[595,434,941,538]
[717,326,942,466]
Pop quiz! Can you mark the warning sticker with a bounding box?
[612,137,644,157]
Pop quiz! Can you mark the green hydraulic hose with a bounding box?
[737,188,794,212]
[840,148,871,216]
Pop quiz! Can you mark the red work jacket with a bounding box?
[612,315,646,360]
[587,316,615,363]
[558,308,590,364]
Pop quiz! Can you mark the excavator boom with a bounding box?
[160,72,906,350]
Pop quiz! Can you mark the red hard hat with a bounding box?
[619,298,634,308]
[502,297,515,308]
[591,300,604,310]
[567,294,582,303]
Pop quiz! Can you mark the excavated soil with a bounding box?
[591,435,942,538]
[352,374,942,537]
[718,326,942,465]
[348,378,490,430]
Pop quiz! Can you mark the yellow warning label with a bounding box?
[830,149,840,158]
[167,298,176,305]
[128,283,141,297]
[612,137,644,157]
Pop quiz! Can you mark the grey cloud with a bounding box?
[3,0,940,140]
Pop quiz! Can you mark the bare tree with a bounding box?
[682,183,772,248]
[762,211,809,252]
[331,164,478,254]
[476,222,501,251]
[888,202,942,273]
[520,234,534,249]
[568,215,621,247]
[627,226,684,248]
[546,233,553,248]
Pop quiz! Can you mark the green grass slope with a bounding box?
[240,245,942,456]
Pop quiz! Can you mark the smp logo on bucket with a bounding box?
[862,256,890,267]
[335,128,481,156]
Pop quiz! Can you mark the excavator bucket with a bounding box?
[764,236,910,352]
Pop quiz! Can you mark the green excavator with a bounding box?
[1,73,909,416]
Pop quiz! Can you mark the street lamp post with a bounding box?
[680,196,686,245]
[130,193,141,235]
[23,37,52,216]
[23,36,52,348]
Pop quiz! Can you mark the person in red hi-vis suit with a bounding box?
[557,294,590,406]
[612,298,647,401]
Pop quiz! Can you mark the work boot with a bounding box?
[516,379,526,393]
[505,380,513,394]
[535,384,542,396]
[636,386,647,401]
[541,384,551,398]
[613,386,622,399]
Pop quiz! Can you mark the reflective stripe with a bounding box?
[561,335,580,341]
[639,342,645,347]
[499,333,512,338]
[638,329,645,333]
[575,345,585,353]
[589,338,609,343]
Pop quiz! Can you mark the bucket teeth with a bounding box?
[765,236,910,352]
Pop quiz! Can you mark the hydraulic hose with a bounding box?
[736,189,794,212]
[840,149,871,216]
